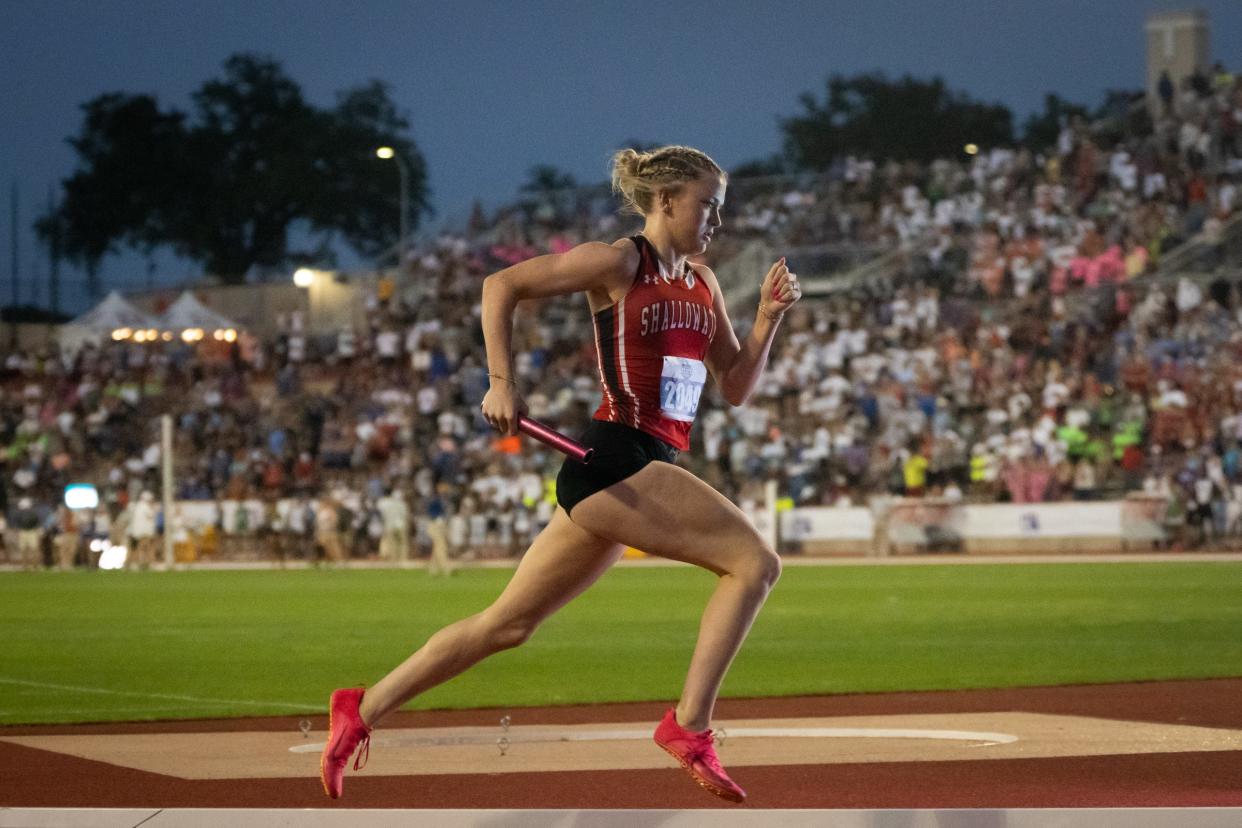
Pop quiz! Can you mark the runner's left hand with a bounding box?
[760,257,801,316]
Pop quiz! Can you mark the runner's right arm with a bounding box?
[479,242,633,436]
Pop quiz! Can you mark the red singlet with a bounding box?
[590,235,718,451]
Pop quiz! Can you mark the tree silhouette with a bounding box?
[38,54,428,287]
[781,72,1015,169]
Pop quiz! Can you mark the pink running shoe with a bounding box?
[320,688,372,799]
[653,708,746,803]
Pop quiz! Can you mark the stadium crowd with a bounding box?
[3,65,1241,567]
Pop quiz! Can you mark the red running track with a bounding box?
[1,679,1240,809]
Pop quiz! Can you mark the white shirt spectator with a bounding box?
[912,346,938,373]
[1194,476,1215,506]
[287,334,305,363]
[1207,457,1227,491]
[1074,461,1096,491]
[416,386,439,416]
[1143,171,1167,199]
[1109,150,1136,191]
[915,292,939,329]
[1178,121,1202,157]
[1042,380,1070,410]
[375,330,400,359]
[852,353,886,384]
[1176,278,1202,313]
[467,511,488,547]
[1007,389,1032,421]
[702,409,727,462]
[130,498,157,539]
[845,328,868,356]
[820,337,845,371]
[438,410,467,437]
[1049,243,1076,271]
[819,373,851,410]
[287,501,307,534]
[733,404,769,438]
[337,329,356,359]
[1228,485,1242,532]
[448,513,467,547]
[1159,386,1189,408]
[933,199,956,228]
[891,296,917,332]
[759,436,788,463]
[377,493,408,531]
[1065,406,1091,429]
[517,471,542,505]
[1218,180,1237,216]
[1011,257,1035,297]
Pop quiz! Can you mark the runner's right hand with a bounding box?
[480,383,528,437]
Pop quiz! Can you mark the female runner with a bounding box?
[322,144,801,803]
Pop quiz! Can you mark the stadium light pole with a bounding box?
[375,147,409,269]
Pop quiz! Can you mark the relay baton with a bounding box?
[517,415,594,464]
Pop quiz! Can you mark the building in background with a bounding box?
[1145,8,1211,115]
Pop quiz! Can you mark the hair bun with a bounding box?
[622,148,643,174]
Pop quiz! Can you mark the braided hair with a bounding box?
[610,145,725,216]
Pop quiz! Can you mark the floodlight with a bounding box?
[99,544,127,570]
[64,483,99,510]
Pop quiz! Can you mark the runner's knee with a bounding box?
[757,546,782,589]
[733,543,782,590]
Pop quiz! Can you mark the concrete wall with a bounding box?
[779,500,1168,557]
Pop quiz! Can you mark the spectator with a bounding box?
[13,498,42,570]
[54,504,80,570]
[376,487,410,563]
[425,483,454,576]
[903,444,929,497]
[129,491,158,569]
[315,496,345,564]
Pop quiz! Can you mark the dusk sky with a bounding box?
[4,0,1241,314]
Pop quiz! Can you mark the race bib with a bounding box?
[659,356,707,423]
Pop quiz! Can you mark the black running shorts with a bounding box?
[556,419,680,516]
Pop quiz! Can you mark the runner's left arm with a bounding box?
[700,259,799,406]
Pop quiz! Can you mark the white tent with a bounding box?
[158,291,241,333]
[57,291,159,353]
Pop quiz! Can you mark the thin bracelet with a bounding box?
[758,303,785,323]
[488,373,517,385]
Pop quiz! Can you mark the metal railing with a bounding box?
[1141,212,1242,284]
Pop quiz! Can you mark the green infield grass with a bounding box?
[2,561,1241,724]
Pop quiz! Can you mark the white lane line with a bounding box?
[289,726,1017,753]
[3,705,250,719]
[0,677,321,712]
